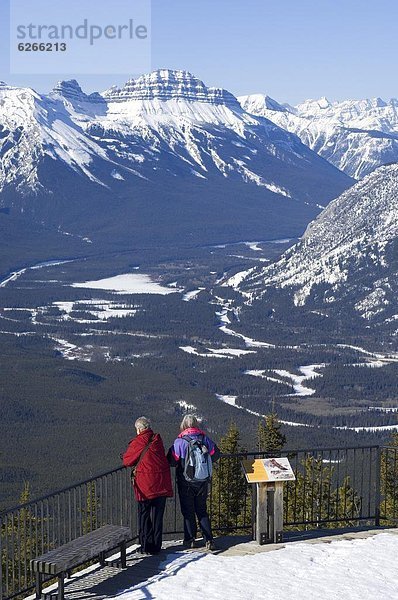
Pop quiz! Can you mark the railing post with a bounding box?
[374,446,381,527]
[0,515,3,600]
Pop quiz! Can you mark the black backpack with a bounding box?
[182,435,213,483]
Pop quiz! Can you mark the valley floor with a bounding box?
[1,239,398,507]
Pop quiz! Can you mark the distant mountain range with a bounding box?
[0,70,351,250]
[239,94,398,179]
[236,163,398,334]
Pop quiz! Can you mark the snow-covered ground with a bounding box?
[183,288,205,301]
[180,346,254,358]
[245,365,325,397]
[335,424,398,433]
[274,364,325,396]
[112,532,398,600]
[53,299,139,322]
[219,324,276,348]
[72,273,181,294]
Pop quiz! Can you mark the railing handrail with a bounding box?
[0,444,382,517]
[0,465,126,517]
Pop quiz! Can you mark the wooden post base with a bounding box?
[256,481,284,545]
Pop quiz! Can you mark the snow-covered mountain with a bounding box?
[0,70,350,206]
[239,94,398,179]
[237,164,398,327]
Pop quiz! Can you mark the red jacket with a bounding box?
[122,429,173,501]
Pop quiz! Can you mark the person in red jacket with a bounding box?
[122,416,173,554]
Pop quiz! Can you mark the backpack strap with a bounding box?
[182,434,204,444]
[131,434,155,481]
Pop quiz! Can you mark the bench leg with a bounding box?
[35,573,42,599]
[99,551,106,567]
[120,541,127,568]
[58,573,64,600]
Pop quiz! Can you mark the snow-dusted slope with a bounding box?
[0,70,351,208]
[239,93,398,179]
[0,81,111,193]
[113,533,397,600]
[238,164,398,324]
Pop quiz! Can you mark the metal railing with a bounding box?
[1,444,396,600]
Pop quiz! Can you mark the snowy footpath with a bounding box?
[112,532,398,600]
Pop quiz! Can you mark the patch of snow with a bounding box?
[220,325,276,348]
[243,241,263,252]
[176,400,197,412]
[179,346,253,359]
[0,268,27,288]
[51,337,92,361]
[273,365,325,397]
[208,348,256,357]
[0,259,74,288]
[215,394,238,406]
[179,346,224,358]
[368,406,398,413]
[183,288,205,301]
[216,310,231,325]
[72,273,182,294]
[111,169,125,180]
[279,419,314,428]
[335,424,398,433]
[245,370,290,386]
[223,268,256,289]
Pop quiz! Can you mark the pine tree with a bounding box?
[335,476,362,527]
[1,482,46,594]
[285,456,361,530]
[381,432,398,524]
[211,422,251,532]
[81,482,99,534]
[257,413,286,453]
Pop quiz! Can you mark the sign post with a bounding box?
[242,457,295,545]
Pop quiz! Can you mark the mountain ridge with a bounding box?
[0,69,352,246]
[236,163,398,332]
[239,92,398,178]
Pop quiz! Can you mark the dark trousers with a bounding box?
[137,496,167,553]
[177,480,213,542]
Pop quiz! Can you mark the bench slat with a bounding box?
[31,525,131,574]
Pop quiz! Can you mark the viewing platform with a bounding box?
[25,528,398,600]
[2,444,397,600]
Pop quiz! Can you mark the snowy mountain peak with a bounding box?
[317,96,331,109]
[238,93,288,115]
[52,79,105,104]
[0,70,351,206]
[373,97,387,108]
[102,68,239,106]
[53,79,83,96]
[240,91,398,179]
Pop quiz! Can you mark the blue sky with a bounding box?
[1,0,397,104]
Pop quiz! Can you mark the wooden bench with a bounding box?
[31,524,131,600]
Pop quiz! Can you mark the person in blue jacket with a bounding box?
[168,414,220,550]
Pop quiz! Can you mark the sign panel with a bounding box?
[242,457,295,483]
[263,458,295,482]
[242,458,269,483]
